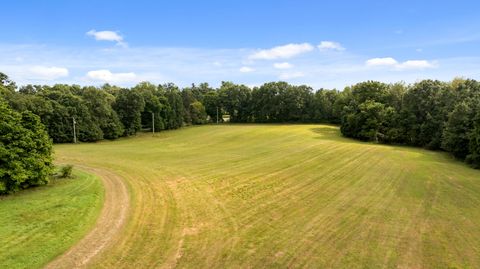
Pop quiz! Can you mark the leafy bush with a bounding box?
[59,165,74,178]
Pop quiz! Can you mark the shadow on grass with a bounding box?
[309,126,477,168]
[310,126,357,144]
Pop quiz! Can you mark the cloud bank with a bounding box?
[2,34,473,90]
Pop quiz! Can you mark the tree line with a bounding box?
[339,79,480,169]
[2,72,480,193]
[1,77,346,144]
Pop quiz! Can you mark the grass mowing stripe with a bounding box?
[53,124,480,268]
[0,170,103,269]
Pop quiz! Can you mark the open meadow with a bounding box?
[3,2,480,268]
[0,170,103,269]
[50,124,480,268]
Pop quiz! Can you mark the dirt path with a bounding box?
[44,167,130,269]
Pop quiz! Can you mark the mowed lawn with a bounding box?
[55,124,480,268]
[0,170,103,269]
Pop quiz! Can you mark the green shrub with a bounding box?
[59,165,74,178]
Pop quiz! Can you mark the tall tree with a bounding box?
[203,90,221,123]
[218,82,252,122]
[160,83,184,129]
[113,88,145,136]
[190,101,207,124]
[466,105,480,168]
[442,102,474,159]
[401,80,450,149]
[0,72,16,99]
[79,86,124,139]
[133,82,164,131]
[0,99,53,194]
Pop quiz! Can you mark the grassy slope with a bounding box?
[0,170,104,269]
[55,124,480,268]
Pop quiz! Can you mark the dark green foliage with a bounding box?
[7,84,108,143]
[181,87,196,124]
[1,75,341,142]
[219,82,252,122]
[133,82,164,131]
[2,70,480,169]
[45,86,104,142]
[442,102,474,159]
[160,83,185,129]
[401,80,451,149]
[339,78,480,168]
[203,91,221,123]
[189,101,208,124]
[0,72,16,98]
[466,108,480,168]
[310,89,341,123]
[0,99,53,194]
[250,82,315,123]
[340,81,395,141]
[113,88,145,136]
[78,86,124,139]
[277,84,313,122]
[351,81,391,104]
[341,100,389,141]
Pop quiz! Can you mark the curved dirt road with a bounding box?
[44,167,130,269]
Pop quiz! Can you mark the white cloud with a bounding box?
[279,71,305,80]
[366,57,436,70]
[87,30,127,47]
[86,69,137,83]
[1,43,467,90]
[239,66,255,73]
[366,57,399,67]
[397,60,435,69]
[273,62,293,69]
[318,41,345,51]
[29,66,69,80]
[249,43,314,60]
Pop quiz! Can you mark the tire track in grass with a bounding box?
[51,125,480,268]
[44,167,130,269]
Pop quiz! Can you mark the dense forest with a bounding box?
[2,72,480,193]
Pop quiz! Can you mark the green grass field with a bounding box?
[0,170,104,269]
[52,124,480,268]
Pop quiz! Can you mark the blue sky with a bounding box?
[2,0,480,89]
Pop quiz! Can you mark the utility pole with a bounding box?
[72,117,77,143]
[216,106,219,124]
[152,112,155,135]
